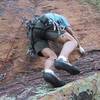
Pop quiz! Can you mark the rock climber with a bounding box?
[25,12,85,87]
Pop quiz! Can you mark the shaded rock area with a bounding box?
[0,0,100,100]
[0,50,100,100]
[37,71,100,100]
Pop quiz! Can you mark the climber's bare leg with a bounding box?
[41,48,57,70]
[54,31,80,75]
[57,31,78,61]
[41,48,65,87]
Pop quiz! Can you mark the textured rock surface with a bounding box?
[0,0,100,99]
[34,72,100,100]
[0,50,99,100]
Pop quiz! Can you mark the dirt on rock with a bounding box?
[0,0,100,99]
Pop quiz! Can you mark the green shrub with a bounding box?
[82,0,100,10]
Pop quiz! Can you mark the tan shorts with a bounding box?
[33,28,64,56]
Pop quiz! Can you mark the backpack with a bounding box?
[25,15,51,57]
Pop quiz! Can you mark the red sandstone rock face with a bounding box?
[0,0,100,99]
[0,0,100,71]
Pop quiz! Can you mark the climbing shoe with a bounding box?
[26,48,36,58]
[54,59,80,75]
[43,70,65,88]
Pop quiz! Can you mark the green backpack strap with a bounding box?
[24,18,38,58]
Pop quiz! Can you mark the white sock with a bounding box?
[44,69,55,75]
[57,56,67,62]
